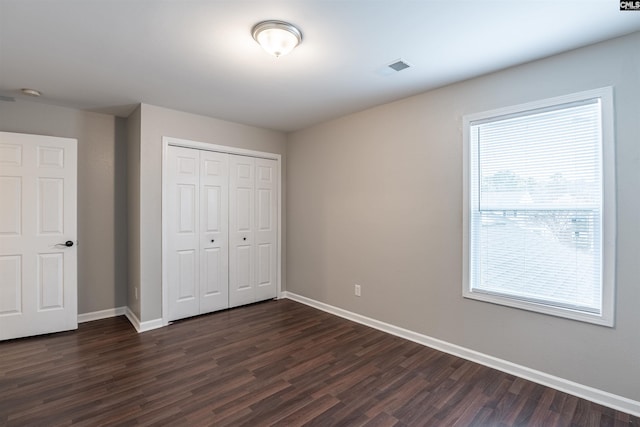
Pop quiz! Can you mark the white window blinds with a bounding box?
[469,99,604,314]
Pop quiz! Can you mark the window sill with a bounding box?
[462,288,614,327]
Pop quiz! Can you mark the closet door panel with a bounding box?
[229,155,255,308]
[167,146,200,321]
[199,151,229,313]
[254,158,278,301]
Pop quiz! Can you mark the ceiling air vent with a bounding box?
[388,59,411,72]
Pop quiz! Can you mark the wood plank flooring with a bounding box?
[1,299,638,426]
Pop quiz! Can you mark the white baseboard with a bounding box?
[77,306,163,334]
[282,291,640,417]
[78,306,126,323]
[78,307,164,332]
[124,307,164,333]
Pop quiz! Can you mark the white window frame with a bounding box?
[462,87,616,326]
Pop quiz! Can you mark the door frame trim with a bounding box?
[161,136,282,327]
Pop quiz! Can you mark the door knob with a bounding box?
[211,239,215,243]
[64,240,74,247]
[243,237,247,241]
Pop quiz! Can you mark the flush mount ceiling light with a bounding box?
[252,20,302,57]
[21,88,41,97]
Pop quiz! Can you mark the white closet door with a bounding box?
[229,155,255,308]
[254,158,278,301]
[166,146,200,321]
[0,132,77,341]
[166,144,277,320]
[199,151,229,313]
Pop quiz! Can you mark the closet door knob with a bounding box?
[243,237,247,241]
[211,239,215,243]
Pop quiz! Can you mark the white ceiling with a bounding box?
[1,1,639,132]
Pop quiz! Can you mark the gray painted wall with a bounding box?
[136,104,287,321]
[0,100,128,314]
[126,106,142,319]
[286,32,640,401]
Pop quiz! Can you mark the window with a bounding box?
[462,88,615,326]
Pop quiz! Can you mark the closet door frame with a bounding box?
[161,136,282,327]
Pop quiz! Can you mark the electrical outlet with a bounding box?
[354,284,361,297]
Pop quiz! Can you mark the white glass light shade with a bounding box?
[252,21,302,57]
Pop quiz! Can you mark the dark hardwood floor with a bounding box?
[1,299,638,426]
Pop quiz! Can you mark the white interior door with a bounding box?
[199,150,229,313]
[229,155,278,307]
[229,155,255,308]
[254,158,278,301]
[166,146,200,321]
[165,141,278,320]
[167,146,231,321]
[0,131,78,341]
